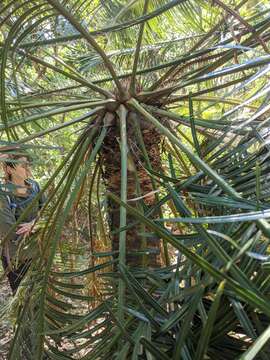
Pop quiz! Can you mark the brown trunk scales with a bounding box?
[101,109,162,268]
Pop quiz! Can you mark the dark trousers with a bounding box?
[1,256,31,295]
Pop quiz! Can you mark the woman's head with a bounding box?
[2,152,32,184]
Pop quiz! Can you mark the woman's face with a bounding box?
[6,156,32,183]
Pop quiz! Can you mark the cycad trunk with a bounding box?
[102,110,162,268]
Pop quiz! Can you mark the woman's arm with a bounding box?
[16,220,35,236]
[0,194,17,240]
[0,193,18,260]
[14,180,45,236]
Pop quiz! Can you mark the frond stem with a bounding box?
[130,0,149,95]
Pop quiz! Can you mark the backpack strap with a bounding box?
[33,181,40,194]
[27,179,40,194]
[6,194,17,211]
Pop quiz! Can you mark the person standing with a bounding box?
[0,151,45,294]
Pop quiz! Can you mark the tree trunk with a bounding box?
[102,110,162,268]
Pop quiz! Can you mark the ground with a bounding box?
[0,277,13,360]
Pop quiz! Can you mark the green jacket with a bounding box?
[0,179,45,260]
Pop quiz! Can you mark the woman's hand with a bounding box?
[16,220,35,236]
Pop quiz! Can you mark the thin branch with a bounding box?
[0,100,114,131]
[1,99,100,113]
[188,0,250,53]
[17,107,103,143]
[15,84,83,100]
[46,0,125,98]
[130,0,149,95]
[128,97,241,200]
[18,0,189,49]
[117,104,128,322]
[162,76,249,104]
[18,49,113,98]
[212,0,269,53]
[148,0,260,91]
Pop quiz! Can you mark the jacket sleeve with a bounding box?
[0,194,17,243]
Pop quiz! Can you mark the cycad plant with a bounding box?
[1,0,270,359]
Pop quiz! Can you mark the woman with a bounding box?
[0,151,45,294]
